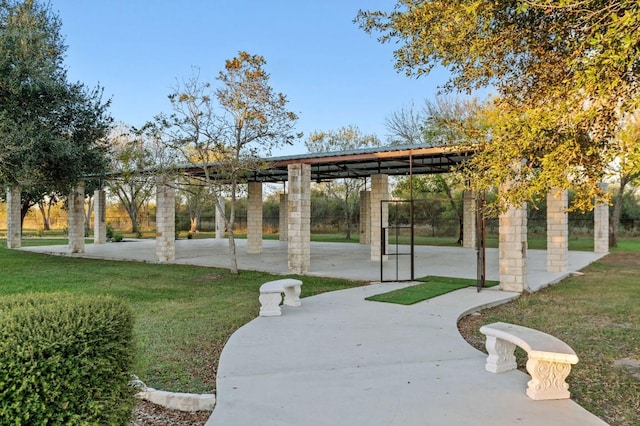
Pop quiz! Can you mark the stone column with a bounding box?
[68,182,85,254]
[370,174,389,261]
[499,202,528,292]
[359,190,371,245]
[215,196,225,239]
[288,163,311,274]
[462,190,476,248]
[547,188,568,272]
[279,193,288,241]
[93,189,107,244]
[247,181,263,254]
[155,177,175,262]
[594,183,609,254]
[6,186,21,249]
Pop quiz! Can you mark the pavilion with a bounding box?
[5,144,610,293]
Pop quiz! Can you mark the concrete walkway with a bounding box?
[21,239,608,425]
[207,285,607,426]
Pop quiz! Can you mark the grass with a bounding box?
[366,276,499,305]
[0,245,365,393]
[458,243,640,426]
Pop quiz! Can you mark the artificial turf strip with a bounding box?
[365,276,499,305]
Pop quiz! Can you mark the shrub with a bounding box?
[0,293,135,425]
[113,233,124,242]
[106,223,114,239]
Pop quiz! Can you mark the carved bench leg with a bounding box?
[484,336,517,373]
[283,285,301,307]
[259,292,282,316]
[525,358,572,400]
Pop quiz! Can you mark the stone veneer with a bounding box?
[287,164,311,274]
[359,190,371,245]
[279,193,288,241]
[155,177,175,262]
[594,183,609,254]
[68,182,85,254]
[247,182,263,254]
[93,189,107,244]
[370,174,389,261]
[462,190,476,248]
[6,186,21,249]
[499,202,528,292]
[547,188,568,272]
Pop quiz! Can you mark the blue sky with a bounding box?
[51,1,453,155]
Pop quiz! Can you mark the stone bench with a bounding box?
[479,322,579,400]
[259,279,303,317]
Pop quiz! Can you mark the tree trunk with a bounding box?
[224,187,238,274]
[437,176,463,245]
[127,206,139,234]
[189,216,199,233]
[610,175,629,248]
[38,202,51,231]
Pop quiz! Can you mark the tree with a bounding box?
[161,52,299,273]
[305,125,380,240]
[356,1,640,212]
[0,0,112,222]
[386,98,478,243]
[106,124,155,234]
[608,110,640,246]
[177,177,215,233]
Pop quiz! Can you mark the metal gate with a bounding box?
[380,199,415,282]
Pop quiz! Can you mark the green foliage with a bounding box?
[160,51,300,272]
[112,233,123,242]
[0,292,135,425]
[0,0,112,198]
[356,1,640,211]
[0,247,365,393]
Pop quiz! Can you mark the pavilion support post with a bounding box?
[287,163,311,274]
[462,190,476,248]
[370,174,389,261]
[247,181,263,254]
[594,183,609,254]
[359,190,371,245]
[547,188,568,272]
[155,176,175,262]
[6,186,21,249]
[93,189,107,244]
[215,196,225,239]
[499,201,528,292]
[68,182,85,254]
[279,193,288,241]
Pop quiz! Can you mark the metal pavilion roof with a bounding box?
[179,144,474,183]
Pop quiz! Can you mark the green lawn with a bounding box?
[0,245,364,393]
[459,242,640,426]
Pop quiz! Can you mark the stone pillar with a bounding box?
[247,181,263,254]
[279,193,288,241]
[499,202,528,292]
[215,196,225,239]
[68,182,85,254]
[156,177,175,262]
[288,163,311,274]
[594,183,609,254]
[359,190,371,245]
[370,174,389,261]
[462,190,476,248]
[547,188,568,272]
[93,189,107,244]
[6,186,21,249]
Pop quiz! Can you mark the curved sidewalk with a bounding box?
[206,284,607,426]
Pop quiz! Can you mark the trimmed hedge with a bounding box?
[0,292,135,425]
